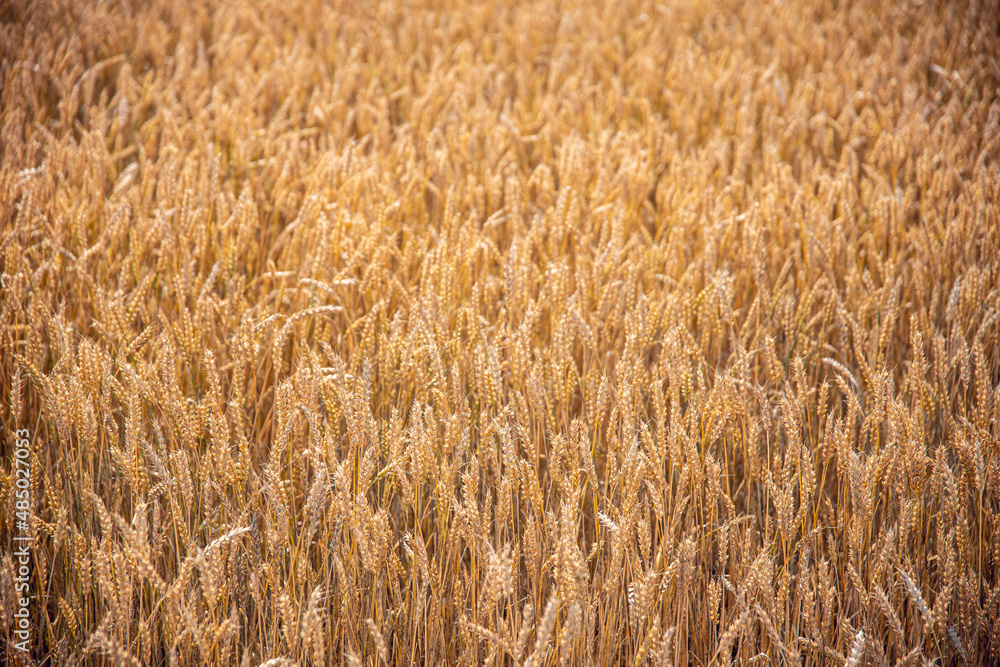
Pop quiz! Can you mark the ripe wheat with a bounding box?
[1,0,998,664]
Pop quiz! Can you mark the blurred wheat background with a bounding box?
[2,0,999,664]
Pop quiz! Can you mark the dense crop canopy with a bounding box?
[1,0,998,664]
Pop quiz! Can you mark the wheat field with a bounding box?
[1,0,999,664]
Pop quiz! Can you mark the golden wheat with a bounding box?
[1,0,998,664]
